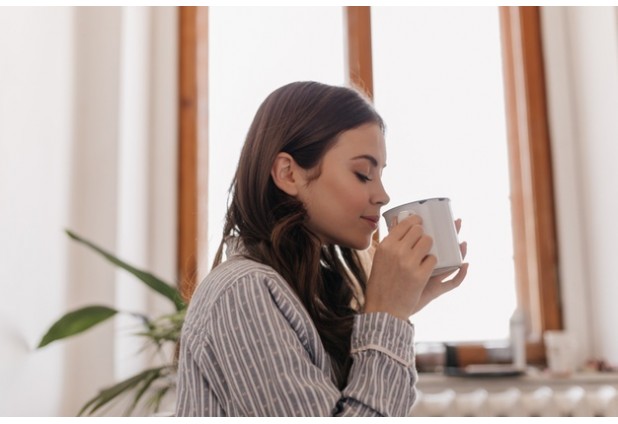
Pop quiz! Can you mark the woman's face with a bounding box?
[297,122,390,250]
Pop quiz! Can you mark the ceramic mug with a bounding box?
[382,197,462,276]
[544,330,576,377]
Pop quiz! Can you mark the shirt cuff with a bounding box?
[350,312,416,367]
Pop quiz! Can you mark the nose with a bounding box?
[373,180,390,206]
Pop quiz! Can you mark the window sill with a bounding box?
[417,368,618,392]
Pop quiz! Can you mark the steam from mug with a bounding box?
[382,197,462,276]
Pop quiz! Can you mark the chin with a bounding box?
[346,238,373,251]
[330,232,373,251]
[359,241,373,251]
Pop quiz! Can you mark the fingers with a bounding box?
[441,263,469,291]
[388,215,431,249]
[455,219,466,258]
[387,214,423,241]
[460,241,468,260]
[454,219,467,259]
[431,262,469,287]
[420,252,438,275]
[429,267,457,281]
[410,233,434,265]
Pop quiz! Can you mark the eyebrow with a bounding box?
[351,155,385,168]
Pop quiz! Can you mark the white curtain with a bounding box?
[0,7,177,416]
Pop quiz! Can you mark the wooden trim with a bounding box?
[344,6,374,100]
[178,6,209,302]
[345,6,379,248]
[500,6,562,363]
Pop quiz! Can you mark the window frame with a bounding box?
[177,5,561,364]
[177,6,209,301]
[499,6,562,363]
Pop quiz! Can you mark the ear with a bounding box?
[271,152,302,196]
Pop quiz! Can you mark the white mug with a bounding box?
[544,330,576,377]
[382,197,462,276]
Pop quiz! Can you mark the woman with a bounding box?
[175,81,468,416]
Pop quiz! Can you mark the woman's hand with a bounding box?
[409,218,468,315]
[363,217,469,321]
[363,214,436,321]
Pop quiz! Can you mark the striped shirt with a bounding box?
[175,244,418,417]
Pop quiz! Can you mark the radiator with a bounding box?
[410,384,618,417]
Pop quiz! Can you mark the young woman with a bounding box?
[175,81,468,417]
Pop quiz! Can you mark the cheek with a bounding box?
[342,189,364,208]
[308,175,366,219]
[328,178,354,201]
[332,186,367,217]
[337,178,366,203]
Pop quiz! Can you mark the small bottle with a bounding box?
[510,308,527,371]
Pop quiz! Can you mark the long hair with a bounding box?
[209,81,384,388]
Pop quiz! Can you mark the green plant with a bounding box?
[38,230,186,416]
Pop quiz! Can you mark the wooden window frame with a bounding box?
[178,6,209,301]
[177,5,561,364]
[499,6,562,363]
[344,6,374,101]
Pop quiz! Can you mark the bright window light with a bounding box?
[208,6,345,267]
[372,7,516,342]
[209,6,516,343]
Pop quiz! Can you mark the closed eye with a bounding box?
[355,172,372,183]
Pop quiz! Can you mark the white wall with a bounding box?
[0,7,177,416]
[542,6,618,366]
[0,7,77,415]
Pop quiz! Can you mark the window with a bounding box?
[178,6,560,363]
[371,7,516,342]
[207,6,346,269]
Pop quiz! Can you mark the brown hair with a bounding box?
[212,81,384,388]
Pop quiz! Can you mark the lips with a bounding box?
[361,216,380,229]
[362,216,379,224]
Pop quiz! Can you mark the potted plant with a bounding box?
[38,230,186,416]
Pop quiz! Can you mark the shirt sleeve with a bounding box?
[194,276,417,417]
[344,312,418,416]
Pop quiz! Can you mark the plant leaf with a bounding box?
[146,385,171,415]
[38,305,118,348]
[66,229,185,311]
[78,366,170,416]
[135,308,186,344]
[126,367,162,415]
